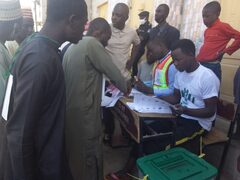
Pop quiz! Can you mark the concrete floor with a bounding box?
[103,118,240,180]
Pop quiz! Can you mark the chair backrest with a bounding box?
[217,99,237,121]
[217,98,238,137]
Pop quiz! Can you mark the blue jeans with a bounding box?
[201,62,221,81]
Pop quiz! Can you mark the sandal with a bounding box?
[104,171,131,180]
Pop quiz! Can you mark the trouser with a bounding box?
[0,118,13,180]
[200,62,221,81]
[66,136,103,180]
[130,117,205,158]
[102,108,115,136]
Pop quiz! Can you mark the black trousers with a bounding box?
[130,117,205,158]
[102,108,115,136]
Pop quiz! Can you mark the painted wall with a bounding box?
[93,0,240,101]
[219,0,240,101]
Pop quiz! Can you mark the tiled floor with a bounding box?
[103,118,240,180]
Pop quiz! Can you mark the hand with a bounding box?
[126,60,133,70]
[216,51,225,61]
[169,104,185,116]
[134,79,145,91]
[125,79,132,96]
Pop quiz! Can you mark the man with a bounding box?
[0,1,22,179]
[137,11,152,44]
[103,3,140,144]
[106,39,220,180]
[161,39,220,144]
[149,4,180,49]
[63,17,129,180]
[135,37,177,97]
[197,1,240,81]
[5,8,34,57]
[2,0,88,179]
[106,3,140,79]
[132,11,152,76]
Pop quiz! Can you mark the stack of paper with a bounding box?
[127,92,172,114]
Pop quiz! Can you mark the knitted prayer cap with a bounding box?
[22,8,33,20]
[0,0,22,22]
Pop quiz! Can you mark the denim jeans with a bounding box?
[201,62,221,81]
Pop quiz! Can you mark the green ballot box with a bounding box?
[137,147,217,180]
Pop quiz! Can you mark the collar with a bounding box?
[111,24,127,33]
[158,51,171,63]
[156,22,168,28]
[35,33,61,50]
[209,18,220,28]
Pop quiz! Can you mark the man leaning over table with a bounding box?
[103,2,140,144]
[135,37,177,97]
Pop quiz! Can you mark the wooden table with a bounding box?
[111,97,176,155]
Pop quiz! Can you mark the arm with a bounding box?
[159,88,181,105]
[88,39,129,94]
[169,28,180,49]
[171,97,218,118]
[126,44,140,70]
[222,23,240,55]
[171,72,220,117]
[135,78,153,94]
[126,31,141,70]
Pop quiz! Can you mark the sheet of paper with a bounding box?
[2,74,13,120]
[129,88,142,96]
[126,92,172,114]
[101,79,122,107]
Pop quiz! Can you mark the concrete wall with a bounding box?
[91,0,240,101]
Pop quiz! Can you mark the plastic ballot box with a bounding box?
[137,147,217,180]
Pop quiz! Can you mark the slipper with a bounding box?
[104,171,130,180]
[104,173,120,180]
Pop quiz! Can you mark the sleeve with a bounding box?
[201,71,220,99]
[87,39,128,93]
[137,62,142,78]
[0,64,6,109]
[174,71,180,89]
[222,23,240,55]
[7,54,48,180]
[132,30,141,46]
[154,64,177,96]
[170,28,180,49]
[149,27,156,40]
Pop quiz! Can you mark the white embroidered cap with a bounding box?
[0,0,22,22]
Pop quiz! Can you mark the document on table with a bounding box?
[126,91,172,114]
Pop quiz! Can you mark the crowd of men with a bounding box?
[0,0,239,180]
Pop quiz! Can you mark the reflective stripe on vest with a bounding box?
[153,53,173,90]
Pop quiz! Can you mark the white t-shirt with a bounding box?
[174,65,220,131]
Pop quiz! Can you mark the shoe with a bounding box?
[103,134,112,145]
